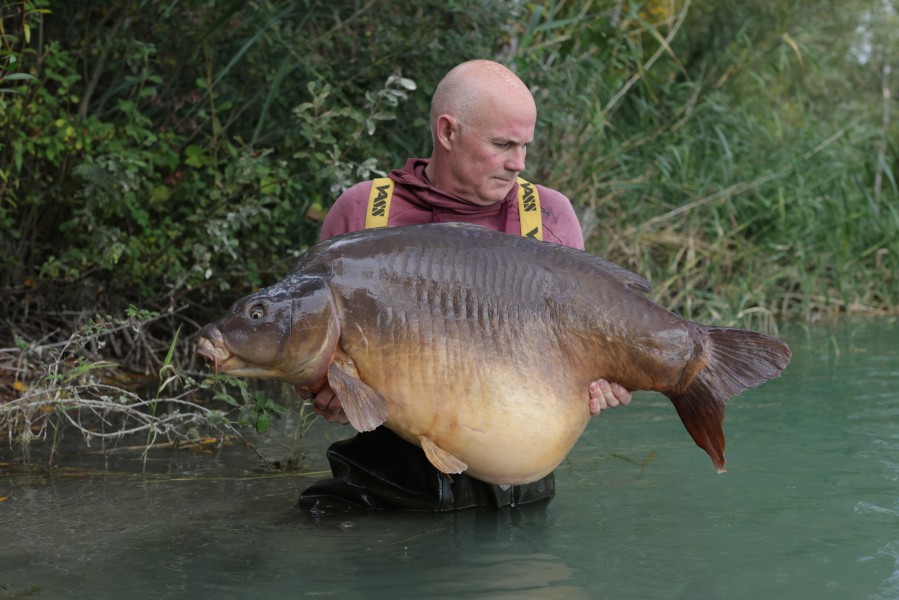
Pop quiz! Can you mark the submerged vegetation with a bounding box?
[1,0,896,462]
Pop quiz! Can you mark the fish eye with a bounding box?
[248,304,265,320]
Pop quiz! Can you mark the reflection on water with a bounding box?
[1,318,898,599]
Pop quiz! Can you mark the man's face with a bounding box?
[447,95,536,206]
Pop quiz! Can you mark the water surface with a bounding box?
[2,318,898,599]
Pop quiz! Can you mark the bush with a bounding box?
[1,0,510,322]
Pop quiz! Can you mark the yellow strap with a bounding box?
[366,175,541,238]
[365,177,395,229]
[516,177,542,240]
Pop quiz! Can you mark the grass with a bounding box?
[515,0,898,330]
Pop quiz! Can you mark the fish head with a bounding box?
[196,275,339,390]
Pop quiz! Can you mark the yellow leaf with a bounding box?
[781,33,804,67]
[13,380,27,393]
[0,497,8,502]
[306,202,327,221]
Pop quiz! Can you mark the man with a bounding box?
[299,60,631,511]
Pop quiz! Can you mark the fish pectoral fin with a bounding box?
[327,360,388,432]
[419,436,467,475]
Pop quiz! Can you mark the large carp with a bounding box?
[197,223,791,486]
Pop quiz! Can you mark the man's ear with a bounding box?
[434,114,458,150]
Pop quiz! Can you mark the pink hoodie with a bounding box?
[320,158,585,249]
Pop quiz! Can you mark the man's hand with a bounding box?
[588,379,631,417]
[301,383,350,425]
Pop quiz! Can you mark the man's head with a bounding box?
[427,60,537,206]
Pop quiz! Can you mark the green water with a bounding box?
[2,318,898,599]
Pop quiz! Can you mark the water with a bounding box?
[2,318,898,599]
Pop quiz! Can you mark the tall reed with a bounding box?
[511,0,897,329]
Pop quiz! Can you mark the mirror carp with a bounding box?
[197,223,791,486]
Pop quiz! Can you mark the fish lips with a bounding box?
[196,327,232,374]
[196,325,261,376]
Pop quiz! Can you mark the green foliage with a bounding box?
[1,0,511,318]
[211,375,288,434]
[511,0,898,325]
[0,0,45,89]
[1,0,896,327]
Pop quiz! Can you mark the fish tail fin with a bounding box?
[664,327,791,473]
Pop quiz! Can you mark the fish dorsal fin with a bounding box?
[519,237,652,296]
[578,252,652,295]
[419,436,468,475]
[327,359,388,432]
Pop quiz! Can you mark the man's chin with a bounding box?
[489,179,515,200]
[464,179,514,205]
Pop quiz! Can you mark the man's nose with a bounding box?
[506,146,526,172]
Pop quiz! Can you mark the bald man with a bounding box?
[299,60,631,512]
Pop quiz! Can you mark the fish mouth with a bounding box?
[196,328,279,379]
[196,329,234,375]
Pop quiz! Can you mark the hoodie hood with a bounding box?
[388,158,517,231]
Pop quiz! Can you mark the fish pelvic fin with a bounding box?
[327,359,388,432]
[666,327,792,473]
[420,436,468,475]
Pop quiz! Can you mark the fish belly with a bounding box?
[360,345,591,486]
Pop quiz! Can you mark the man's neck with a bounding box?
[423,161,435,185]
